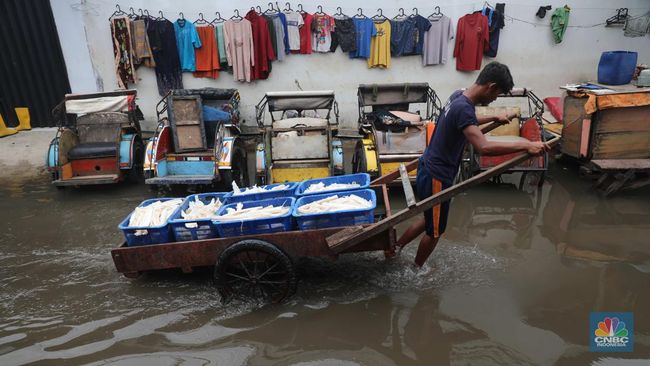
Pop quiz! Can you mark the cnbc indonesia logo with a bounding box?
[591,313,633,352]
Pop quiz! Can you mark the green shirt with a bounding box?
[551,7,570,43]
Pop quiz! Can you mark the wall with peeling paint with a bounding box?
[52,0,650,131]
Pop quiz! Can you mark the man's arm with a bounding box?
[463,124,549,156]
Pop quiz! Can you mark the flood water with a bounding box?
[1,163,649,365]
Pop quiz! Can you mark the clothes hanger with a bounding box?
[194,12,209,25]
[334,7,348,19]
[178,12,185,22]
[297,4,305,14]
[250,6,262,14]
[606,8,628,26]
[353,8,367,19]
[128,7,138,19]
[230,9,243,21]
[284,2,292,12]
[409,7,419,18]
[109,5,127,20]
[264,3,278,15]
[143,9,155,20]
[393,8,408,20]
[315,5,325,16]
[156,11,168,21]
[428,6,443,20]
[210,11,225,24]
[372,8,387,22]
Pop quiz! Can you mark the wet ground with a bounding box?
[1,163,649,366]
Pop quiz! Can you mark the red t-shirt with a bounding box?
[453,13,489,71]
[299,13,313,54]
[245,10,276,80]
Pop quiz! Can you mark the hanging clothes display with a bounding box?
[453,13,489,71]
[147,19,183,95]
[245,10,275,81]
[278,12,290,55]
[223,19,254,82]
[551,6,570,43]
[422,16,454,66]
[483,3,505,57]
[299,12,313,54]
[265,14,287,61]
[265,16,278,60]
[390,18,416,56]
[214,22,228,66]
[193,25,220,79]
[110,16,136,88]
[368,20,391,68]
[330,18,357,52]
[312,13,335,53]
[408,15,432,56]
[174,19,202,72]
[283,11,304,51]
[624,13,650,37]
[350,18,376,59]
[130,18,155,68]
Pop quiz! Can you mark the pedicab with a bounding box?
[352,83,442,180]
[457,88,549,188]
[144,88,249,189]
[46,90,144,186]
[254,90,343,185]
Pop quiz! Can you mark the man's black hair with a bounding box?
[476,61,514,93]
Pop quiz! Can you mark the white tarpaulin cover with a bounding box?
[65,96,129,115]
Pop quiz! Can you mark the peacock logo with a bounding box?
[590,312,633,352]
[595,317,628,337]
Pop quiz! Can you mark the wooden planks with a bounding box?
[591,159,650,171]
[327,137,560,253]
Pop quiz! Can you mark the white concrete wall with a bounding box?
[52,0,650,131]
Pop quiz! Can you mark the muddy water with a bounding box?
[1,165,649,366]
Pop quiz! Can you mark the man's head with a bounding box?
[474,62,514,104]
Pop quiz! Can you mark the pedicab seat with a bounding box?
[68,142,118,159]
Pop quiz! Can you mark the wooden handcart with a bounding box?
[111,138,558,303]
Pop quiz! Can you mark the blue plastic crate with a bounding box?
[213,197,295,237]
[296,173,371,196]
[225,182,298,204]
[293,189,376,230]
[118,198,184,246]
[169,193,228,242]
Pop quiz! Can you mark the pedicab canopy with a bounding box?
[358,83,432,107]
[63,90,137,116]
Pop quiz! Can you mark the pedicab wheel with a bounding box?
[127,138,145,183]
[214,240,297,304]
[351,140,367,174]
[220,145,249,188]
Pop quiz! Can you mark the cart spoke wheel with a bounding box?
[214,240,297,304]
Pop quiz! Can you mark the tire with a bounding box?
[220,145,249,189]
[214,239,297,304]
[127,139,145,184]
[352,140,367,174]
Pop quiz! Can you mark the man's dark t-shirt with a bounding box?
[420,90,478,184]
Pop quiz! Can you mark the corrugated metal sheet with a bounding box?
[0,0,70,127]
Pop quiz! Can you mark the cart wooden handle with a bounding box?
[327,136,560,253]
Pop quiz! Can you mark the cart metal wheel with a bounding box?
[214,239,297,303]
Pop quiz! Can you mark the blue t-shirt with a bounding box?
[350,18,376,59]
[174,19,201,72]
[390,18,416,56]
[420,90,477,184]
[409,15,432,55]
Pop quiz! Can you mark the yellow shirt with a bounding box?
[368,20,391,68]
